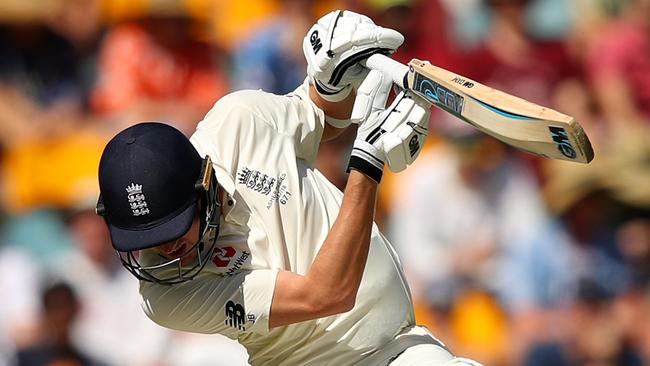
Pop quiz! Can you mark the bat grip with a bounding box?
[363,54,409,89]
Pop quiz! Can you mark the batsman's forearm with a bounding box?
[309,84,356,120]
[307,170,377,313]
[309,84,354,141]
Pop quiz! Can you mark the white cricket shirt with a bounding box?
[140,81,428,365]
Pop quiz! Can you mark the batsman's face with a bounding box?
[153,215,201,266]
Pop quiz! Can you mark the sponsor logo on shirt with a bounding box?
[236,167,291,209]
[212,247,251,275]
[212,246,236,267]
[225,300,246,331]
[224,251,250,277]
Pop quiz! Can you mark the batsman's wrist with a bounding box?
[313,79,352,102]
[347,141,384,183]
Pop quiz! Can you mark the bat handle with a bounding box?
[363,54,409,89]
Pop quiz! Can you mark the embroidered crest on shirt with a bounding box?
[126,183,150,216]
[237,167,292,209]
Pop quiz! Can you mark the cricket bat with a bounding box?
[364,54,594,163]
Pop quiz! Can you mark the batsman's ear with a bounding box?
[96,195,106,216]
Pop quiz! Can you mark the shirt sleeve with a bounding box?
[140,269,278,338]
[193,80,325,164]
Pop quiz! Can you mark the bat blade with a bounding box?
[364,55,594,163]
[407,59,594,163]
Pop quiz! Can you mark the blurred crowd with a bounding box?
[0,0,649,365]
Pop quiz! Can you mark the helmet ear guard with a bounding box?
[97,156,222,285]
[196,156,221,235]
[195,156,221,258]
[196,156,214,191]
[96,196,105,216]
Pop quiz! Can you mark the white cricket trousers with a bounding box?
[389,344,484,366]
[370,326,483,366]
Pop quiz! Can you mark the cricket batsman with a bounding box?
[96,10,483,365]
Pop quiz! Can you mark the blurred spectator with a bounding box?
[583,0,650,126]
[0,0,102,135]
[361,0,460,71]
[0,128,107,214]
[0,210,74,265]
[13,281,106,366]
[206,0,281,52]
[91,11,228,135]
[0,22,96,109]
[616,218,650,288]
[387,132,561,364]
[523,279,644,366]
[614,220,650,365]
[230,0,312,94]
[0,1,59,24]
[543,124,650,297]
[205,0,346,51]
[52,209,171,366]
[0,0,106,215]
[462,0,577,107]
[539,121,650,365]
[0,243,41,365]
[457,0,579,178]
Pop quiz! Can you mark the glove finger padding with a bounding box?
[383,94,431,172]
[351,69,393,124]
[348,88,431,182]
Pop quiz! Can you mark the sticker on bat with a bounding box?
[412,71,464,115]
[451,77,474,88]
[549,126,577,159]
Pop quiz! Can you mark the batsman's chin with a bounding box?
[153,249,199,269]
[172,248,199,267]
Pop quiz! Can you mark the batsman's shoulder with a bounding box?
[209,89,268,114]
[202,87,305,130]
[198,89,270,127]
[219,88,270,104]
[213,88,290,118]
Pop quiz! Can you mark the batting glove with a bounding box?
[347,70,431,183]
[303,10,403,103]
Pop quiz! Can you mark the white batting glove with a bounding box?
[303,10,403,103]
[347,70,431,182]
[382,95,430,173]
